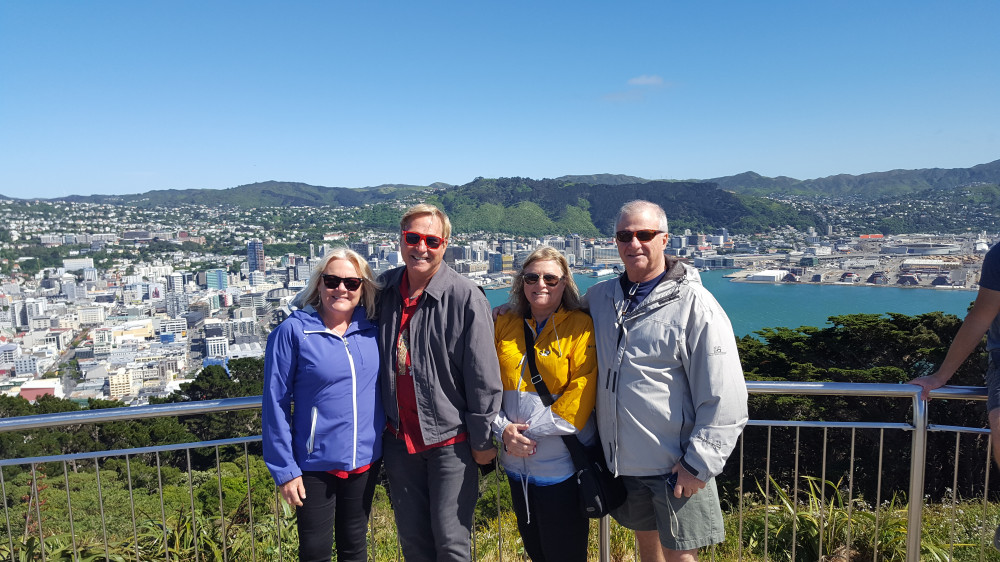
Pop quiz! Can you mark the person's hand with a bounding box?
[471,446,498,465]
[908,370,951,401]
[279,476,306,506]
[670,463,705,499]
[501,423,537,457]
[492,304,512,322]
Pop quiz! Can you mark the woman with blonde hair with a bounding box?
[263,247,384,562]
[493,246,597,561]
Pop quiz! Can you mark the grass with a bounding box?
[5,474,1000,561]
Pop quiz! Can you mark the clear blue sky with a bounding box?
[2,1,998,198]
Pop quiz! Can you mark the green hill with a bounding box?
[427,176,820,236]
[706,159,1000,199]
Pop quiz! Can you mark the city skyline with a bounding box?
[2,1,998,198]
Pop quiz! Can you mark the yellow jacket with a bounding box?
[492,308,598,483]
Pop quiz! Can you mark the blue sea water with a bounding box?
[484,270,976,337]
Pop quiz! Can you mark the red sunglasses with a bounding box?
[403,230,445,249]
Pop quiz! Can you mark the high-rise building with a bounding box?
[351,242,374,259]
[568,235,582,259]
[168,272,185,293]
[247,240,265,273]
[500,239,516,255]
[206,269,229,290]
[166,293,189,319]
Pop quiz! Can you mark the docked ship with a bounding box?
[590,267,615,278]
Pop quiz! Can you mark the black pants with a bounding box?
[508,475,590,562]
[296,462,380,562]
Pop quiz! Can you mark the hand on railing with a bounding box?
[908,370,952,401]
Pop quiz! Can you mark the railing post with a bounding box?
[599,515,610,562]
[907,391,928,562]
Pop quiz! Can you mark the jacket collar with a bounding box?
[613,257,697,315]
[385,263,460,303]
[297,305,375,336]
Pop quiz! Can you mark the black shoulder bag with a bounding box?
[521,320,627,518]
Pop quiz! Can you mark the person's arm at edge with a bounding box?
[675,295,748,497]
[465,289,503,464]
[261,322,306,505]
[909,286,1000,399]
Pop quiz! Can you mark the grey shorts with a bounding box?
[610,473,725,551]
[986,352,1000,412]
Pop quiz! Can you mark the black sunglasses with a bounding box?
[523,273,563,286]
[615,229,663,243]
[321,274,363,291]
[403,230,445,249]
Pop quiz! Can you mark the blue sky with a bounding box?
[2,1,998,198]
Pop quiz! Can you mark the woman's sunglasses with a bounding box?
[321,274,363,291]
[403,230,445,249]
[615,229,663,243]
[523,273,563,286]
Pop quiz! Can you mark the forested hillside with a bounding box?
[426,176,820,236]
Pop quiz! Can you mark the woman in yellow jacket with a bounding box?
[492,246,598,562]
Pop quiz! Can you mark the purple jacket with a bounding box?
[262,306,384,486]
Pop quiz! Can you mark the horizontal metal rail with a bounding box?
[0,382,983,435]
[0,395,262,433]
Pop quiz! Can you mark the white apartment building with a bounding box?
[79,307,107,325]
[63,258,95,270]
[205,336,229,358]
[0,343,21,363]
[159,318,188,335]
[14,355,39,376]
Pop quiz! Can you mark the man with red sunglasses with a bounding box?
[375,203,502,562]
[587,200,748,562]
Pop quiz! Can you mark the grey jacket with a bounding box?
[377,264,502,451]
[586,258,748,481]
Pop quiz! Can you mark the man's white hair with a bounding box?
[614,200,668,232]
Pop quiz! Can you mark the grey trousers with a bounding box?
[383,434,479,562]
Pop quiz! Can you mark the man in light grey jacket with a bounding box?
[586,200,748,562]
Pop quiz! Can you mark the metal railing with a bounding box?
[0,382,994,562]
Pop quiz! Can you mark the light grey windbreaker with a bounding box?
[585,258,748,481]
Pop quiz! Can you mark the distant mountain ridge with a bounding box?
[0,158,986,204]
[58,181,434,208]
[705,159,1000,198]
[5,159,993,205]
[553,173,650,186]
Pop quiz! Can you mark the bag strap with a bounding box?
[521,318,590,469]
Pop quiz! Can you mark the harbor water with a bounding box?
[484,270,976,337]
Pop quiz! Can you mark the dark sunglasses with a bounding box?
[523,273,563,286]
[321,274,363,291]
[402,230,445,249]
[615,229,663,243]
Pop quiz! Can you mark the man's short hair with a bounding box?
[614,200,668,233]
[400,204,452,239]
